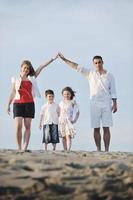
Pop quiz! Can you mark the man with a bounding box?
[58,52,117,151]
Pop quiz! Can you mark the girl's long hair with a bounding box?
[62,86,76,100]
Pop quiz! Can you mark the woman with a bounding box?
[7,56,58,152]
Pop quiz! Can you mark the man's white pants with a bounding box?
[90,100,113,128]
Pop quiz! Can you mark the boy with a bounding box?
[39,90,60,150]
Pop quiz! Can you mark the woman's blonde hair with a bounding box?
[21,60,35,76]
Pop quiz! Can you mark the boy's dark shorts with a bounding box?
[43,124,59,144]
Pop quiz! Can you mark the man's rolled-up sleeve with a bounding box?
[77,65,90,77]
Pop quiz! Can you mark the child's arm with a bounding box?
[57,106,60,117]
[39,114,44,130]
[71,102,80,124]
[58,52,78,70]
[35,54,58,78]
[72,111,80,124]
[39,106,45,129]
[6,82,16,115]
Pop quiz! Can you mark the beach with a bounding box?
[0,150,133,200]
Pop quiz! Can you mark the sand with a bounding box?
[0,149,133,200]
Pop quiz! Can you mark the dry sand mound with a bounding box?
[0,150,133,200]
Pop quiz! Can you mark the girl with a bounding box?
[7,56,58,152]
[59,87,80,151]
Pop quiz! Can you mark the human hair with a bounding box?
[21,60,35,76]
[62,86,75,100]
[45,89,54,97]
[93,55,103,62]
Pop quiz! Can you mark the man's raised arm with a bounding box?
[58,52,78,70]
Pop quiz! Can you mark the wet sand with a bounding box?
[0,150,133,200]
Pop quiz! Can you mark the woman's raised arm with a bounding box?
[35,55,58,78]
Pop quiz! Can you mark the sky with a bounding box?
[0,0,133,151]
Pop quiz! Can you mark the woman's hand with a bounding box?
[6,105,11,115]
[52,54,59,61]
[58,52,65,60]
[35,54,59,77]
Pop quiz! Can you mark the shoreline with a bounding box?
[0,148,133,153]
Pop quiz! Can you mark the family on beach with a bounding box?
[7,53,117,152]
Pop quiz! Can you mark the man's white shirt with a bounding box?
[77,66,117,103]
[77,65,117,128]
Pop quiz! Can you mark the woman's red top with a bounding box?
[14,80,34,103]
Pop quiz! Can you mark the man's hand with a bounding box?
[71,120,76,124]
[112,101,117,113]
[58,52,78,69]
[39,124,42,130]
[58,52,65,60]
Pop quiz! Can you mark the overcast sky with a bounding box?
[0,0,133,151]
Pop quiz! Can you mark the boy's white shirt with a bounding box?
[40,102,59,125]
